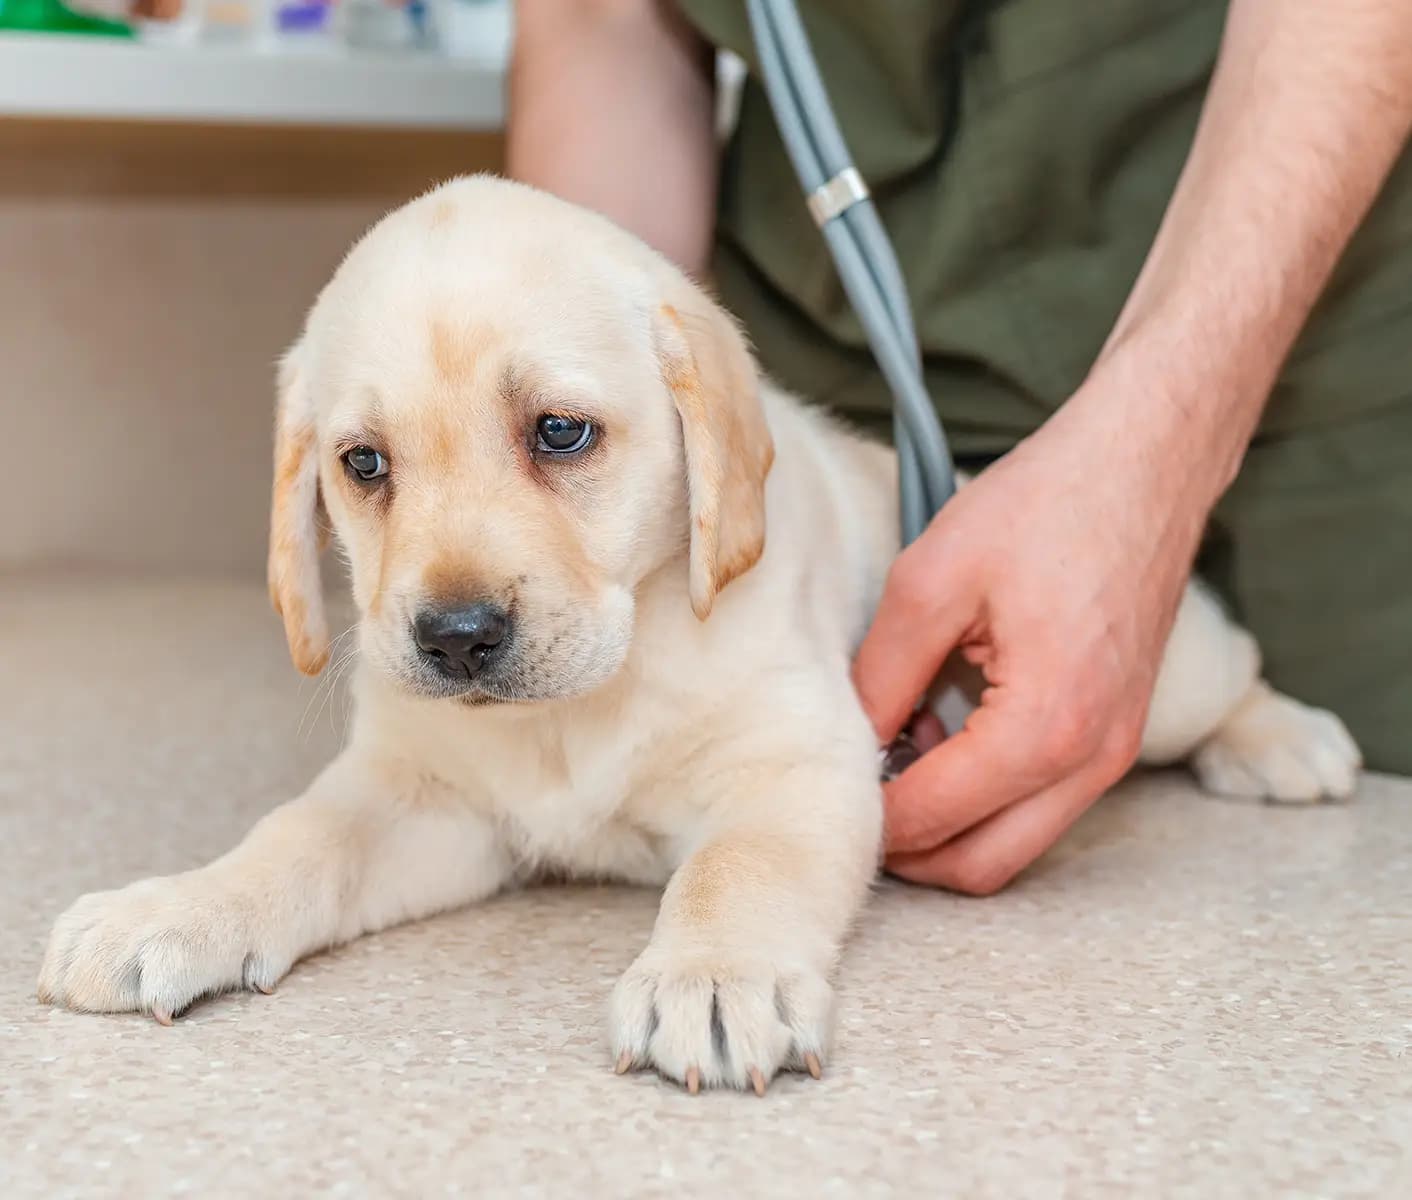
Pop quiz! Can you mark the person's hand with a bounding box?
[850,0,1412,899]
[853,375,1216,895]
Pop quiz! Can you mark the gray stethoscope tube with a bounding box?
[745,0,957,544]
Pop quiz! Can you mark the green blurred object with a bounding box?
[0,0,135,36]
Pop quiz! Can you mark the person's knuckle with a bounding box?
[1096,719,1144,779]
[941,848,1017,897]
[884,550,932,616]
[1035,706,1103,773]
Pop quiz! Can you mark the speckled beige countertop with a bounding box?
[1,575,1408,1198]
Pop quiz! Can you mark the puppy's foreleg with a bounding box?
[610,730,881,1093]
[39,750,507,1020]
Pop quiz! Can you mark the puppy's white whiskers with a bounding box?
[308,645,358,741]
[296,623,357,740]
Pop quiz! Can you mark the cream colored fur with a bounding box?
[39,177,1360,1093]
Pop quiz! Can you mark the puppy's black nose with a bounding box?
[414,603,510,679]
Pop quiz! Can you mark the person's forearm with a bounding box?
[1090,0,1412,502]
[508,0,719,276]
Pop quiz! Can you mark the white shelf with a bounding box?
[0,31,506,129]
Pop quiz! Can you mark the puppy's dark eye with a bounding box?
[343,445,389,482]
[536,414,594,455]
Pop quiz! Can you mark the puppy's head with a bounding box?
[267,176,773,704]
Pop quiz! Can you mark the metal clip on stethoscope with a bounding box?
[745,0,958,779]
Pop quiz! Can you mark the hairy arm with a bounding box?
[859,0,1412,894]
[1091,0,1412,498]
[507,0,719,276]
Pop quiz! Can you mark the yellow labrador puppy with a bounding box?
[39,177,1359,1093]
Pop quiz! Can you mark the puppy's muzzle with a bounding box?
[414,602,511,682]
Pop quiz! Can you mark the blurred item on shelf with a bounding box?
[343,0,431,52]
[0,0,134,36]
[431,0,507,61]
[0,0,511,57]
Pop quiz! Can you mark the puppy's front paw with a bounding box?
[609,947,833,1095]
[1193,683,1362,803]
[37,873,286,1022]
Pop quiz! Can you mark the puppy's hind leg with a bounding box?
[1189,680,1361,803]
[39,750,509,1021]
[1139,581,1361,802]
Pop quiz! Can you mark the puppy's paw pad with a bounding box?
[37,875,285,1020]
[609,950,833,1094]
[1193,685,1361,803]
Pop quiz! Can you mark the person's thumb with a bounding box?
[852,538,976,744]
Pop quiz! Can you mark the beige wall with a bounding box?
[1,120,501,578]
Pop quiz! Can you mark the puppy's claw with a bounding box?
[151,1006,173,1027]
[253,981,276,996]
[748,1066,767,1097]
[685,1067,700,1095]
[614,1050,633,1075]
[803,1052,823,1080]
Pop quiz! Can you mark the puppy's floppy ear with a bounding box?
[267,340,330,675]
[653,287,774,620]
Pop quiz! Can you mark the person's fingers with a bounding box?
[852,541,976,744]
[882,696,1080,854]
[885,763,1108,894]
